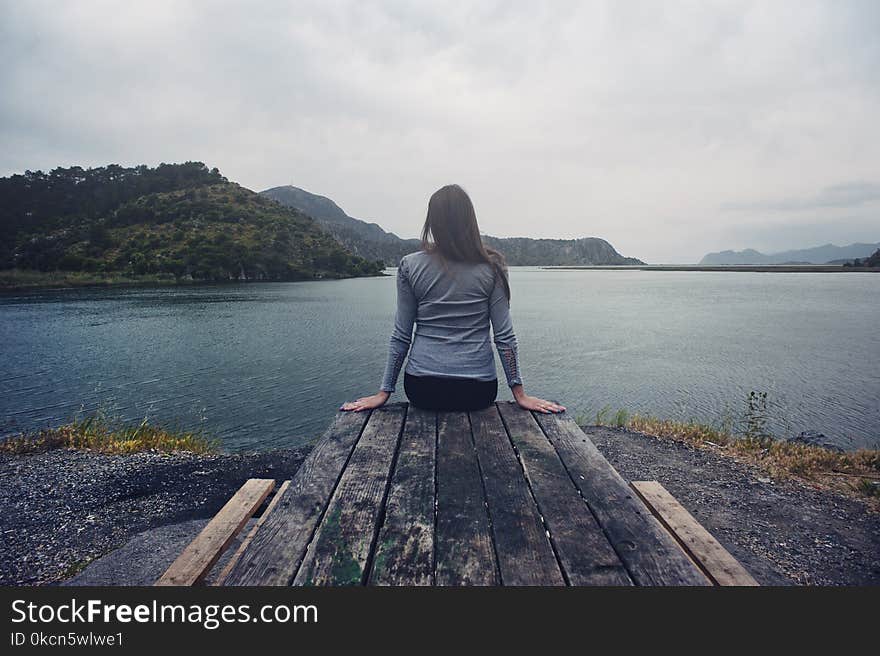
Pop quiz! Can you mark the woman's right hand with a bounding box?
[512,385,566,414]
[340,391,390,412]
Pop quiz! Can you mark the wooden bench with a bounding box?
[157,402,757,586]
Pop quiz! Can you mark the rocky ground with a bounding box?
[0,447,309,585]
[2,429,877,586]
[587,425,880,585]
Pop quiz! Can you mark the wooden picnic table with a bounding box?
[157,402,757,587]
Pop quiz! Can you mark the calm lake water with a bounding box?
[1,269,878,451]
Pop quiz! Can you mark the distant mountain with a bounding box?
[480,236,643,266]
[700,242,880,265]
[261,185,644,266]
[0,163,384,282]
[261,185,419,264]
[843,248,880,268]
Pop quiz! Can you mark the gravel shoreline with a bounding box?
[587,425,880,585]
[0,447,309,585]
[2,429,877,586]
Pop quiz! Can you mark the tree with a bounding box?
[88,222,112,249]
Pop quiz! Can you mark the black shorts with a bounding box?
[404,372,498,412]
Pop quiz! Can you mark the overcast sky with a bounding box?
[1,1,878,263]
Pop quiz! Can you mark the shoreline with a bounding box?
[2,427,877,586]
[0,268,390,293]
[544,265,880,273]
[5,264,877,294]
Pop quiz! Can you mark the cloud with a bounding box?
[721,181,880,211]
[1,0,879,263]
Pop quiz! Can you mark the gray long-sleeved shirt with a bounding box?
[380,250,522,392]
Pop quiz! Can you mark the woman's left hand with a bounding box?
[340,391,390,412]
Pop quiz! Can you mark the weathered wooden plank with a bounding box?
[631,481,759,586]
[223,410,371,585]
[156,478,275,586]
[469,406,564,585]
[213,480,291,586]
[435,411,499,586]
[497,403,632,586]
[293,405,406,586]
[532,412,710,586]
[369,405,437,586]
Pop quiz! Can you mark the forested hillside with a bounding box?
[0,163,384,283]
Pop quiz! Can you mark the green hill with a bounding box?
[0,163,384,287]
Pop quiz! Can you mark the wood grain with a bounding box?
[156,478,274,586]
[497,402,632,585]
[294,405,406,586]
[470,406,564,585]
[631,481,759,586]
[369,405,437,585]
[213,480,291,586]
[533,411,710,586]
[435,411,499,585]
[222,410,371,585]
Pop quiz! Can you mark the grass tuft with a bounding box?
[0,413,218,455]
[599,411,880,509]
[0,268,181,290]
